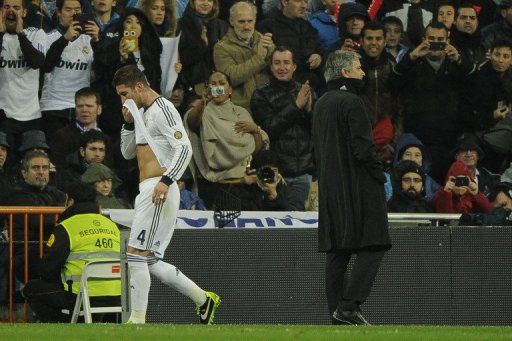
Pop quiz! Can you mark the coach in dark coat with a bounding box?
[312,50,391,326]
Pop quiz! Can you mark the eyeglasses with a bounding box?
[402,177,422,184]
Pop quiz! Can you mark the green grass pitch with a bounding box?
[0,324,511,340]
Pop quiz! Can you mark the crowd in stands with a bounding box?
[1,0,512,281]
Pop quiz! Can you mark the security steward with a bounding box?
[22,181,121,322]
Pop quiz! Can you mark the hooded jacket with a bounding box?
[431,160,493,214]
[391,133,440,201]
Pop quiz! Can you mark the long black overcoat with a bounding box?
[312,77,391,252]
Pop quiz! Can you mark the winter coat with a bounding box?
[312,77,391,252]
[387,191,433,213]
[257,11,323,87]
[481,18,512,51]
[391,52,475,148]
[450,29,486,66]
[213,28,273,111]
[251,77,315,178]
[177,6,228,87]
[392,133,440,201]
[431,160,493,214]
[310,10,340,53]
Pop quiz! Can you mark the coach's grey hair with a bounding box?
[230,0,257,18]
[324,50,361,83]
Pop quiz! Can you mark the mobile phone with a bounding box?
[429,42,446,51]
[454,176,469,187]
[73,13,94,31]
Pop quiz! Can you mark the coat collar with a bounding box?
[326,77,364,95]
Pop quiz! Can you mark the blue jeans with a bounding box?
[284,174,312,211]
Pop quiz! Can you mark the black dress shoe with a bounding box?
[332,309,371,326]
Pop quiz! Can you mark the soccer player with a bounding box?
[113,65,220,324]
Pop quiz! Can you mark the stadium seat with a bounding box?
[70,260,122,323]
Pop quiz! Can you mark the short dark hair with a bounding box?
[361,21,386,38]
[0,0,31,9]
[490,39,512,51]
[75,87,101,105]
[456,3,477,18]
[80,129,107,149]
[382,16,404,31]
[270,46,297,64]
[64,181,97,204]
[112,65,150,89]
[424,21,449,36]
[21,150,49,172]
[56,0,83,10]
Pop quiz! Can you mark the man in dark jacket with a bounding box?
[257,0,324,91]
[481,0,512,50]
[8,149,67,282]
[388,160,433,213]
[390,21,475,183]
[312,50,391,325]
[450,3,486,65]
[251,47,315,211]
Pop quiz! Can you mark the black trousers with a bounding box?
[23,279,121,323]
[325,247,386,316]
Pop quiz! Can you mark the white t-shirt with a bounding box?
[40,31,94,111]
[0,28,48,121]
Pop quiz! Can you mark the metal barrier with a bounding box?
[0,206,65,322]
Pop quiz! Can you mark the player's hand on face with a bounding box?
[152,181,169,205]
[122,106,134,123]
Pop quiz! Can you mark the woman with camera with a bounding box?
[185,71,269,209]
[432,160,493,213]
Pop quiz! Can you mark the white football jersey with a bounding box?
[40,31,94,111]
[0,28,48,121]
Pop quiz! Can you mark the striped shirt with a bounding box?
[120,96,192,181]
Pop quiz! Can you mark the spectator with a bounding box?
[436,1,456,30]
[257,0,324,92]
[382,16,409,63]
[450,3,485,65]
[81,163,131,209]
[0,0,48,151]
[488,181,512,210]
[22,181,120,323]
[329,1,368,52]
[49,87,110,167]
[452,134,501,197]
[388,160,433,213]
[177,0,228,95]
[56,129,109,189]
[432,159,493,213]
[358,21,398,167]
[390,21,475,183]
[177,174,206,210]
[239,149,294,211]
[251,47,315,211]
[213,1,275,112]
[384,0,433,47]
[168,78,197,117]
[481,0,512,50]
[0,131,13,204]
[185,71,269,208]
[392,133,441,201]
[139,0,178,37]
[92,0,119,41]
[8,150,67,282]
[39,0,100,139]
[310,0,341,53]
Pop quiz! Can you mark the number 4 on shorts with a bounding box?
[137,230,146,245]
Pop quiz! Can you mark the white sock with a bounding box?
[128,254,151,323]
[148,259,206,306]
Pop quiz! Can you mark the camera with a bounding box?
[454,176,469,187]
[429,42,446,51]
[257,166,275,184]
[210,86,225,97]
[73,13,94,31]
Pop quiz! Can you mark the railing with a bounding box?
[0,206,65,322]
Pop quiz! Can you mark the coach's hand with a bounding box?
[152,182,169,205]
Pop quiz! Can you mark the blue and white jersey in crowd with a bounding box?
[40,31,94,111]
[0,27,48,121]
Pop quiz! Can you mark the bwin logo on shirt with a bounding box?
[0,56,28,69]
[56,59,88,70]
